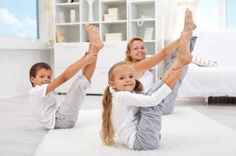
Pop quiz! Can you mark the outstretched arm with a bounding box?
[46,53,97,95]
[134,39,179,77]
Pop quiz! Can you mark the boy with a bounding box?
[28,25,103,129]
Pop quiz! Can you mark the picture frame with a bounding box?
[56,29,65,43]
[143,27,154,40]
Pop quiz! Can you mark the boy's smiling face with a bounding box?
[31,68,52,86]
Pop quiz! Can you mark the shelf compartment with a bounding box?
[80,0,100,22]
[101,22,127,41]
[130,20,155,41]
[56,25,80,43]
[101,0,127,21]
[130,1,155,20]
[55,4,80,23]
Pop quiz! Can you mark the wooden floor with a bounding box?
[0,95,236,156]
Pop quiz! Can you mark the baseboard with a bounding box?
[208,96,236,104]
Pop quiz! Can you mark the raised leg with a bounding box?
[134,81,164,150]
[54,25,104,129]
[55,74,90,128]
[82,25,104,81]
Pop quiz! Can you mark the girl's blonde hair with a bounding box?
[125,37,144,62]
[100,61,143,146]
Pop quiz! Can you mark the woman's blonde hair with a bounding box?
[125,37,144,62]
[100,61,143,146]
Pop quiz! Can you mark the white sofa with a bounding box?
[178,30,236,99]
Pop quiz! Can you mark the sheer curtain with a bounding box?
[163,0,199,73]
[164,0,178,43]
[40,0,54,48]
[176,0,199,35]
[164,0,199,43]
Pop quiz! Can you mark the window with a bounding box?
[226,0,236,29]
[195,0,236,30]
[195,0,218,30]
[0,0,38,39]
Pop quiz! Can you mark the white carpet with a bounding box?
[34,107,236,156]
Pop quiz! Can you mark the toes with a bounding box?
[85,24,93,32]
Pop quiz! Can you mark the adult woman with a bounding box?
[125,8,197,115]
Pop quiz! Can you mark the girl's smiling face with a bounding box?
[109,64,136,91]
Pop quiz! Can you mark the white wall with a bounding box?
[0,48,52,99]
[0,0,54,99]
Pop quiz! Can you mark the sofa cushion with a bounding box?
[178,64,236,97]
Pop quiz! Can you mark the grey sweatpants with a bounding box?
[133,37,197,150]
[162,36,197,115]
[54,74,90,129]
[133,80,165,150]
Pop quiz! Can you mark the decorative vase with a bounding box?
[86,0,95,22]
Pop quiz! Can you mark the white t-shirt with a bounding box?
[28,84,59,129]
[138,70,154,92]
[111,83,171,149]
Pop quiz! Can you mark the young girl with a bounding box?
[101,32,192,150]
[28,25,104,129]
[125,8,197,115]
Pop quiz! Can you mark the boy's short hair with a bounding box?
[29,62,52,86]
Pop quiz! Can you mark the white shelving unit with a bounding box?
[53,0,164,94]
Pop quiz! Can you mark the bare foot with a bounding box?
[85,25,104,54]
[183,8,197,32]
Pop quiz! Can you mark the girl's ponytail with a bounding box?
[100,86,114,145]
[134,79,143,92]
